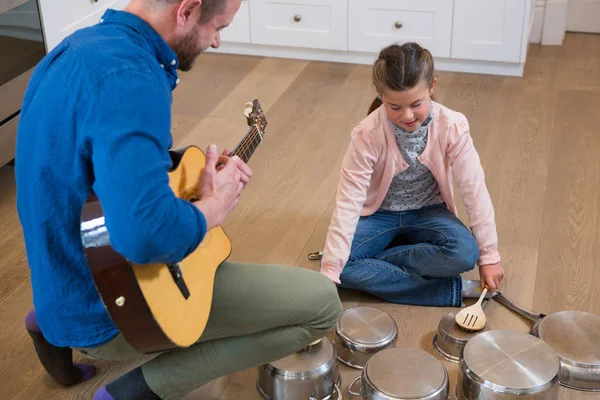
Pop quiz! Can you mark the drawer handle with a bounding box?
[394,21,403,29]
[293,15,302,22]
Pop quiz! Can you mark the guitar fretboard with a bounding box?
[231,126,262,164]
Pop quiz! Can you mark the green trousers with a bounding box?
[75,262,343,399]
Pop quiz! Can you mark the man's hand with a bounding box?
[220,148,252,186]
[193,144,250,231]
[479,262,504,292]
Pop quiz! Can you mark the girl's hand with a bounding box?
[479,263,504,292]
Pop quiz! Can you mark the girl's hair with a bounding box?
[367,42,435,115]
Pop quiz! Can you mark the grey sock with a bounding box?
[461,279,492,299]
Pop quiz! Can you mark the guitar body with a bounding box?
[81,100,266,354]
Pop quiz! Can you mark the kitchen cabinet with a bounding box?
[249,0,347,51]
[348,0,453,58]
[37,0,534,77]
[38,0,128,52]
[220,0,250,43]
[451,0,528,63]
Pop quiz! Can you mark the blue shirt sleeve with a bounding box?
[83,67,206,265]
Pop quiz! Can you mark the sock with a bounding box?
[25,310,97,386]
[461,279,492,299]
[98,366,161,400]
[94,387,116,400]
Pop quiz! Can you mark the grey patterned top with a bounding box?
[379,112,445,212]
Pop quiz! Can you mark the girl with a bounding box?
[319,42,504,307]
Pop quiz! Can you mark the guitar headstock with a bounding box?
[244,99,267,136]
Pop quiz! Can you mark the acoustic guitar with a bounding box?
[80,100,267,353]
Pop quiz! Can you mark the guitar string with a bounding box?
[234,125,262,162]
[234,127,257,162]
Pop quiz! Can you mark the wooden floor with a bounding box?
[1,33,599,399]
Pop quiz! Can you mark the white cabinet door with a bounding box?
[452,0,527,63]
[348,0,453,58]
[38,0,128,52]
[249,0,347,51]
[221,0,251,43]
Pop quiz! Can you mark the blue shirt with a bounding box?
[15,9,207,348]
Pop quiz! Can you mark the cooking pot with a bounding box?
[433,298,491,363]
[333,306,397,369]
[256,337,342,400]
[348,347,450,400]
[456,329,560,400]
[493,291,600,392]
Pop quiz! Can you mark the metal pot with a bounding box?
[333,306,397,369]
[493,291,600,392]
[433,299,491,363]
[348,347,450,400]
[257,337,342,400]
[456,330,560,399]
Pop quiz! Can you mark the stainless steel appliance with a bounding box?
[0,0,46,166]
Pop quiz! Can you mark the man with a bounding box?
[15,0,343,399]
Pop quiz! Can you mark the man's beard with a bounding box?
[171,24,203,72]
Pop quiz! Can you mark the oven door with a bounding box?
[0,0,46,166]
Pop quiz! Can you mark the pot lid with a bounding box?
[268,337,335,377]
[537,310,600,368]
[438,310,490,344]
[365,348,447,398]
[463,330,560,391]
[337,307,397,345]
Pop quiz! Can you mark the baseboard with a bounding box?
[542,0,568,45]
[209,43,526,77]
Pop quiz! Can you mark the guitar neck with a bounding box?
[230,126,262,163]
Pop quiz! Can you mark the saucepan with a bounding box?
[493,291,600,392]
[456,329,561,399]
[433,298,492,363]
[256,337,342,400]
[332,306,398,369]
[348,347,450,400]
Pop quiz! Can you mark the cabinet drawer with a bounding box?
[38,0,129,52]
[249,0,347,51]
[221,0,250,43]
[348,0,453,57]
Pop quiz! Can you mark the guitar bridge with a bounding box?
[167,263,190,299]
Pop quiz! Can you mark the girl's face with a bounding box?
[379,79,436,132]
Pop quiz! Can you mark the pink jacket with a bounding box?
[320,101,500,284]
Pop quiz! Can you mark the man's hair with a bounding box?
[154,0,228,24]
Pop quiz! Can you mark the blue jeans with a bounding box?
[339,204,479,307]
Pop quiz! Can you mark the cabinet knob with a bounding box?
[293,15,302,22]
[394,21,403,29]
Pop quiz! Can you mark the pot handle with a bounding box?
[493,291,545,322]
[348,376,361,396]
[334,383,343,400]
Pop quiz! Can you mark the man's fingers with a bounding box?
[232,155,253,179]
[204,144,218,172]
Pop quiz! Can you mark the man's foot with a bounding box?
[25,310,97,386]
[461,279,493,299]
[95,367,160,400]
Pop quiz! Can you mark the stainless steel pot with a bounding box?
[456,330,560,400]
[493,291,600,392]
[333,306,397,369]
[433,299,491,363]
[257,337,342,400]
[348,347,450,400]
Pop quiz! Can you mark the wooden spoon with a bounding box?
[455,287,488,332]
